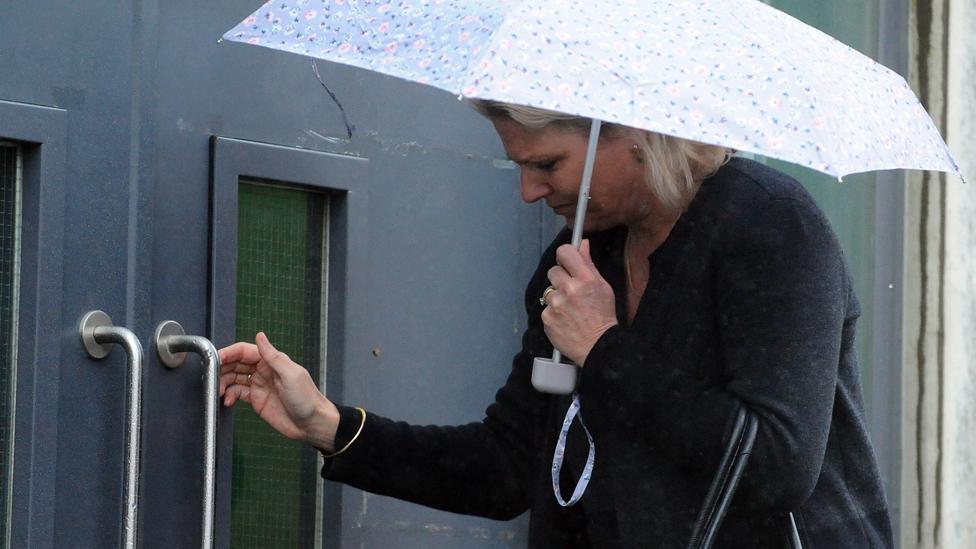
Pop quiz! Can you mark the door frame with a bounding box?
[0,99,67,549]
[209,136,370,548]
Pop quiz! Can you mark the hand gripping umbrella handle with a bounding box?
[532,118,602,394]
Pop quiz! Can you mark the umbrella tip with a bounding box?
[217,37,224,44]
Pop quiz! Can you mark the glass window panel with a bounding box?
[0,142,22,548]
[231,180,328,549]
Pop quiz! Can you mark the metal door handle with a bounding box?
[79,310,145,549]
[153,320,221,549]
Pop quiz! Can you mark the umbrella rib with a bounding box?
[458,0,532,98]
[311,59,355,139]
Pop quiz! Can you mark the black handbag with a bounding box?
[687,407,803,549]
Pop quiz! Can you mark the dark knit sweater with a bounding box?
[324,158,893,548]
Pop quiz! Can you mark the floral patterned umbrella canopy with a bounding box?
[222,3,966,512]
[223,0,962,180]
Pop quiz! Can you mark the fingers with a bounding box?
[555,241,597,279]
[222,383,251,407]
[547,264,571,290]
[220,332,301,405]
[220,368,252,397]
[256,332,296,377]
[579,239,596,268]
[548,239,601,296]
[219,336,270,398]
[540,302,555,325]
[219,341,260,366]
[220,363,271,403]
[219,360,261,396]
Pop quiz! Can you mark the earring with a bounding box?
[632,143,643,164]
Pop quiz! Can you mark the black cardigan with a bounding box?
[323,158,893,548]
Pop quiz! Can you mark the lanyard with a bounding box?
[551,392,595,507]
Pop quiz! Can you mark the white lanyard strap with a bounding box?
[551,392,595,507]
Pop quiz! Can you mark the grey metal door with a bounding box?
[1,2,542,547]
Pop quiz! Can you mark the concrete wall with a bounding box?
[902,0,975,546]
[943,0,976,544]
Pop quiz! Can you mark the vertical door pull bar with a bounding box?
[79,310,145,549]
[153,320,220,549]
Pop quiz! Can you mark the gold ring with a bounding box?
[540,285,557,306]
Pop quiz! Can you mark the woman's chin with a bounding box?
[561,216,605,233]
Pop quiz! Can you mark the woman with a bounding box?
[219,101,893,547]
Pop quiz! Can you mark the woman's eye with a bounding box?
[537,160,558,171]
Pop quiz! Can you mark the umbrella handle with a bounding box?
[532,119,602,394]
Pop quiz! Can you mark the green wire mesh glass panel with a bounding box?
[0,144,21,548]
[232,181,326,549]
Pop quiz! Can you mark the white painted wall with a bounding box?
[902,0,975,547]
[943,0,976,545]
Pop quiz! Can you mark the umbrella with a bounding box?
[221,0,964,395]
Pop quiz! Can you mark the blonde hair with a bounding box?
[471,100,730,213]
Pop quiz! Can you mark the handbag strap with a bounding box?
[687,406,802,549]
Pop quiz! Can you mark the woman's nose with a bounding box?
[520,172,552,203]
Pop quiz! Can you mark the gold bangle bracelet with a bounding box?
[321,406,366,459]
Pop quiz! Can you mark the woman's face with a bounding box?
[492,118,656,231]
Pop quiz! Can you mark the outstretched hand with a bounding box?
[219,332,340,451]
[542,239,618,365]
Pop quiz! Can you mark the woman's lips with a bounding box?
[550,203,576,216]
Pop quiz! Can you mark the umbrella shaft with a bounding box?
[551,118,602,366]
[570,119,602,248]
